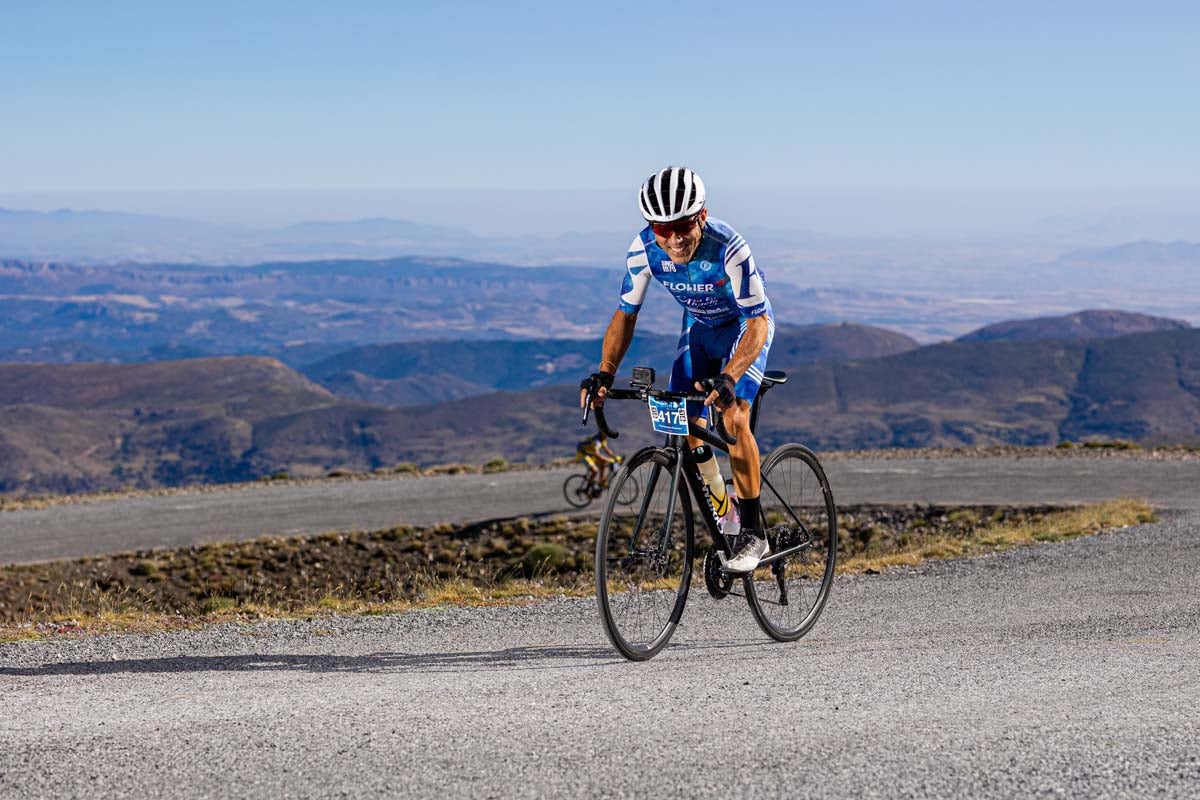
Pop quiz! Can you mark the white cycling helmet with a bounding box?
[638,166,706,223]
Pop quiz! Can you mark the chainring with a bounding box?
[703,548,734,599]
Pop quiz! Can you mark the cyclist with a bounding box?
[576,431,620,492]
[580,166,775,574]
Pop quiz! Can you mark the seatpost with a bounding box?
[749,384,771,434]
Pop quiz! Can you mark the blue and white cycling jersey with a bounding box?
[618,217,774,414]
[618,217,768,326]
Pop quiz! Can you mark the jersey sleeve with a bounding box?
[618,234,652,314]
[722,232,768,318]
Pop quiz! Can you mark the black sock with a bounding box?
[739,496,762,533]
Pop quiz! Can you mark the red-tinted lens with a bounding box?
[651,215,699,238]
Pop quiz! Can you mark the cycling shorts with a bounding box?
[668,304,775,421]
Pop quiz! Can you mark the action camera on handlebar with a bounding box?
[631,366,655,389]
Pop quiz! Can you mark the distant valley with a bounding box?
[3,245,1197,360]
[3,208,1199,341]
[0,256,1018,354]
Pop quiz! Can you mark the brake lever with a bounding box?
[698,378,739,446]
[581,387,593,426]
[713,409,738,446]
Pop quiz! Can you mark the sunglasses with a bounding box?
[651,213,702,239]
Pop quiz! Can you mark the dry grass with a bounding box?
[838,497,1154,576]
[0,575,596,643]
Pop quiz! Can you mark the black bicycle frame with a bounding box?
[586,371,810,564]
[674,418,812,565]
[673,434,735,558]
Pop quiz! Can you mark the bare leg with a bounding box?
[721,399,760,501]
[687,402,760,501]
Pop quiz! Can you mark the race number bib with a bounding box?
[647,396,688,435]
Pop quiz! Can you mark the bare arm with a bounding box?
[599,309,637,373]
[722,315,768,382]
[580,309,638,408]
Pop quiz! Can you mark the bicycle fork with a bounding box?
[622,453,676,573]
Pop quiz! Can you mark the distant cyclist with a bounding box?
[580,166,775,574]
[576,431,620,490]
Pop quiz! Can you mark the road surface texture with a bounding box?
[2,510,1197,798]
[3,455,1198,564]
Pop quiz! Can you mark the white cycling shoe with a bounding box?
[719,532,769,574]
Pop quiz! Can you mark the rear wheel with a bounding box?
[595,447,694,661]
[743,444,837,642]
[563,473,592,508]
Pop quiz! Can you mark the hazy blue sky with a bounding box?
[3,1,1198,231]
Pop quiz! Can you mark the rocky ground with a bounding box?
[0,504,1064,625]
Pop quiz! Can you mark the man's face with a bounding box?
[652,208,707,264]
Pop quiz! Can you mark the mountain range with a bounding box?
[299,323,920,406]
[4,206,1199,266]
[957,309,1189,343]
[1,325,1196,495]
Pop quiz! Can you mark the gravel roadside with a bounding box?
[1,510,1196,799]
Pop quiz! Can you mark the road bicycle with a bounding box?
[562,456,635,509]
[582,366,837,661]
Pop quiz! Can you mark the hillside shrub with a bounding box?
[1082,439,1140,451]
[426,463,476,476]
[129,560,161,577]
[521,543,571,577]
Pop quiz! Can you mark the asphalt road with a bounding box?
[2,456,1198,565]
[2,510,1197,798]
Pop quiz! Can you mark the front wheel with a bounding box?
[743,443,837,642]
[595,447,694,661]
[563,473,592,508]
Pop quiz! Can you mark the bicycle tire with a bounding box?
[594,447,694,661]
[743,443,837,642]
[563,474,592,509]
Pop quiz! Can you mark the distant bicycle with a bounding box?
[563,456,636,509]
[582,366,837,661]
